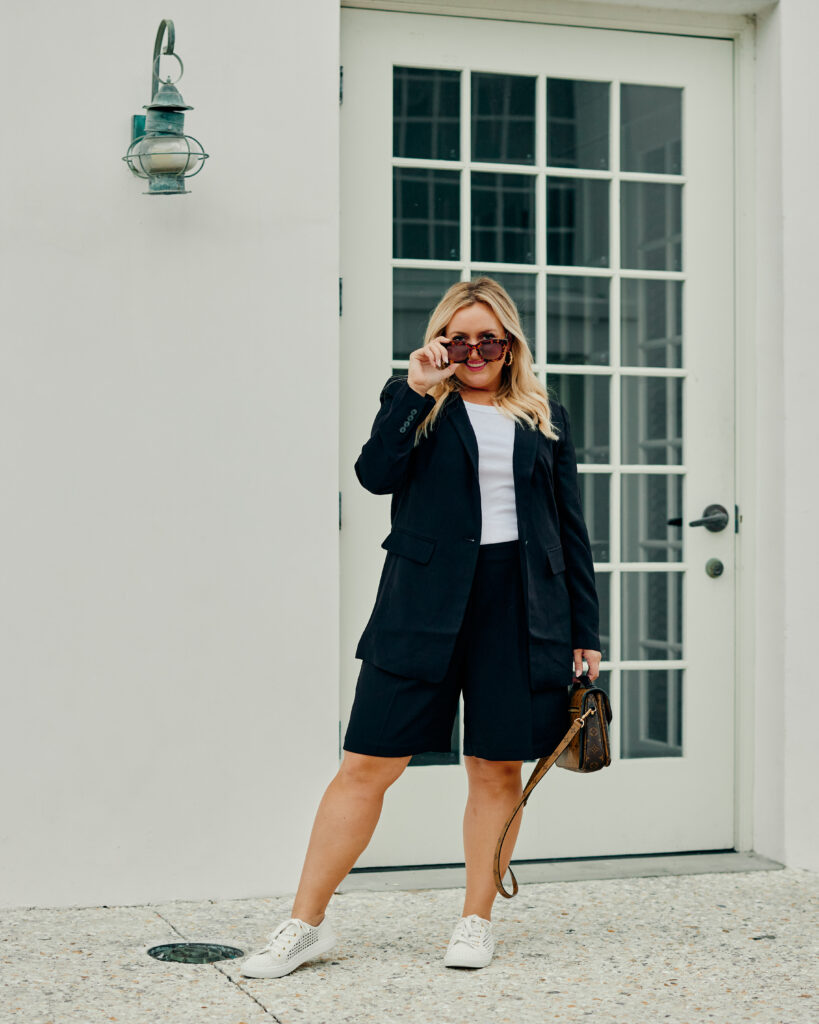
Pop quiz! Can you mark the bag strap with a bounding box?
[492,704,597,898]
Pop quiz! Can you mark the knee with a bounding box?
[465,757,522,795]
[338,750,411,792]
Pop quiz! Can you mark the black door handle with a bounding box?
[687,503,730,532]
[667,504,730,532]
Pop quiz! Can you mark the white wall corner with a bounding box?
[779,0,819,873]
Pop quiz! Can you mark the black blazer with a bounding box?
[353,376,600,692]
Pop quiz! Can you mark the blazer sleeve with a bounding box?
[553,401,602,652]
[354,377,436,495]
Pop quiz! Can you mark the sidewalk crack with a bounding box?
[212,961,283,1023]
[154,910,186,939]
[153,911,282,1022]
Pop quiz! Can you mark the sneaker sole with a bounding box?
[444,946,493,968]
[240,933,337,979]
[444,958,492,968]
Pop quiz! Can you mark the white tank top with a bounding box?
[463,401,518,544]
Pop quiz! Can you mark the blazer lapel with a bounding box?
[512,412,538,532]
[446,392,539,507]
[447,393,479,480]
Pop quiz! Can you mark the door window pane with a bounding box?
[621,84,682,175]
[543,375,612,559]
[546,372,610,465]
[471,172,536,263]
[547,78,609,170]
[621,376,682,465]
[547,178,609,267]
[622,572,683,660]
[471,72,536,164]
[621,474,683,563]
[547,275,610,365]
[621,182,682,271]
[621,669,683,758]
[621,279,683,368]
[393,268,462,359]
[567,473,611,564]
[393,168,460,260]
[393,67,460,160]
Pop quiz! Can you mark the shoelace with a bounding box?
[255,917,306,954]
[451,914,491,950]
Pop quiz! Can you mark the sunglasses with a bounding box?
[440,334,511,363]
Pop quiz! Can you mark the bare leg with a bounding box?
[461,756,524,922]
[290,750,412,926]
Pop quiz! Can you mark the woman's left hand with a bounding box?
[573,648,601,681]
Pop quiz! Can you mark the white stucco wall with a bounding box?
[0,0,341,907]
[750,3,786,869]
[748,0,819,875]
[776,0,819,872]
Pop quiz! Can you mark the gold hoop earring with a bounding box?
[504,349,513,366]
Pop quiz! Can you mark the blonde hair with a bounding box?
[412,276,560,444]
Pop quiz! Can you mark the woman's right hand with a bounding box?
[407,336,458,396]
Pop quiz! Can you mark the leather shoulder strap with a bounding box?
[493,706,596,898]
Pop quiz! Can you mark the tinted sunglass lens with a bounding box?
[480,342,504,361]
[447,344,470,362]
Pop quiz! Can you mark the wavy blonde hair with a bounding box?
[412,276,560,445]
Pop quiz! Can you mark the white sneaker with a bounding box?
[241,916,337,978]
[443,913,495,968]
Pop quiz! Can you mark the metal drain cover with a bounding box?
[147,942,244,964]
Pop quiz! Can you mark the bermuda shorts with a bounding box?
[343,538,570,762]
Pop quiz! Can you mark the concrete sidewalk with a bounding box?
[2,860,816,1024]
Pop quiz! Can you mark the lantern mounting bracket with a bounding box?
[151,20,185,96]
[152,19,177,98]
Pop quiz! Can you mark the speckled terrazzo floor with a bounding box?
[2,866,816,1024]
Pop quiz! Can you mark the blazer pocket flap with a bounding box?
[381,528,436,565]
[546,544,566,575]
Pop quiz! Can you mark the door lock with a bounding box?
[705,558,724,578]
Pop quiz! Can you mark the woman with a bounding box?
[242,277,601,979]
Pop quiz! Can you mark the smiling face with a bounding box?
[445,301,509,395]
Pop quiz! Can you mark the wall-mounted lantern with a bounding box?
[123,20,209,195]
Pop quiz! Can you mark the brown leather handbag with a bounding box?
[493,672,613,898]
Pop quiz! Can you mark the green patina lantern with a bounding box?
[123,20,209,195]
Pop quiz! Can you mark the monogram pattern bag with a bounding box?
[493,672,613,898]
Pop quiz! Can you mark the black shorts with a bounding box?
[343,539,570,761]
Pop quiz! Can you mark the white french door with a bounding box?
[340,8,736,865]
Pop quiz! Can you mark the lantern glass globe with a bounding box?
[133,135,204,176]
